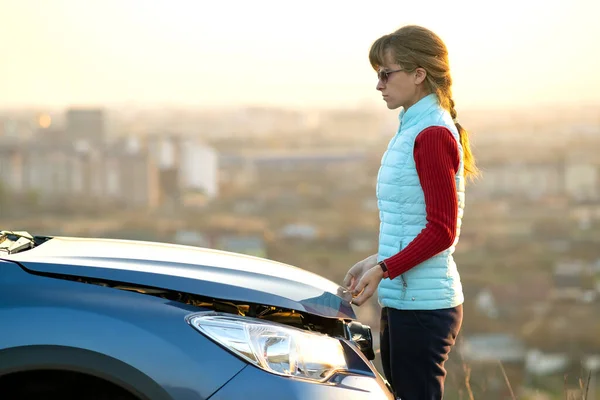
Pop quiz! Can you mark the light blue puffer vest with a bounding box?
[376,93,465,310]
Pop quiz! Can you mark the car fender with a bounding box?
[0,263,247,400]
[0,345,172,400]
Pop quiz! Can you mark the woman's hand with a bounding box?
[351,266,384,306]
[343,254,378,292]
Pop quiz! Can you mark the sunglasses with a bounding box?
[377,68,404,84]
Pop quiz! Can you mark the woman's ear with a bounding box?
[414,67,427,85]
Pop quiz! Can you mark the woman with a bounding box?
[343,25,478,400]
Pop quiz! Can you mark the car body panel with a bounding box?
[208,363,394,400]
[0,345,174,400]
[0,260,246,400]
[0,236,393,399]
[4,236,355,319]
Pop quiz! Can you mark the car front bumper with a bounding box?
[207,364,394,400]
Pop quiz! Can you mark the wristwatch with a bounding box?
[378,260,389,279]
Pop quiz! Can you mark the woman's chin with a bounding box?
[385,101,401,110]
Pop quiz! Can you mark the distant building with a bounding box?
[471,160,564,200]
[146,134,219,203]
[0,140,24,192]
[66,108,106,146]
[525,349,569,376]
[2,132,160,210]
[280,223,318,240]
[460,334,526,363]
[347,231,376,253]
[1,110,222,211]
[174,230,210,248]
[552,260,598,303]
[22,143,81,198]
[564,148,600,201]
[475,288,499,319]
[106,136,161,209]
[179,139,219,199]
[219,149,366,171]
[217,235,266,258]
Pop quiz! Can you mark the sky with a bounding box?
[0,0,598,110]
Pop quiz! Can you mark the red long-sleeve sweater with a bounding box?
[383,126,460,280]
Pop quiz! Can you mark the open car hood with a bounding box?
[5,236,355,319]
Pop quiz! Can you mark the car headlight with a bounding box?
[187,312,348,382]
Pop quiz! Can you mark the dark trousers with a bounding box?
[380,305,463,400]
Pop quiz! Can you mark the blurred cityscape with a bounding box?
[1,104,600,399]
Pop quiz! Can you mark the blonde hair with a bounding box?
[369,25,479,180]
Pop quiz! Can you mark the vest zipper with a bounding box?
[400,274,407,300]
[397,239,407,300]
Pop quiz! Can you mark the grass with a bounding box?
[450,359,595,400]
[386,340,600,400]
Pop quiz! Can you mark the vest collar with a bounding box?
[398,93,439,127]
